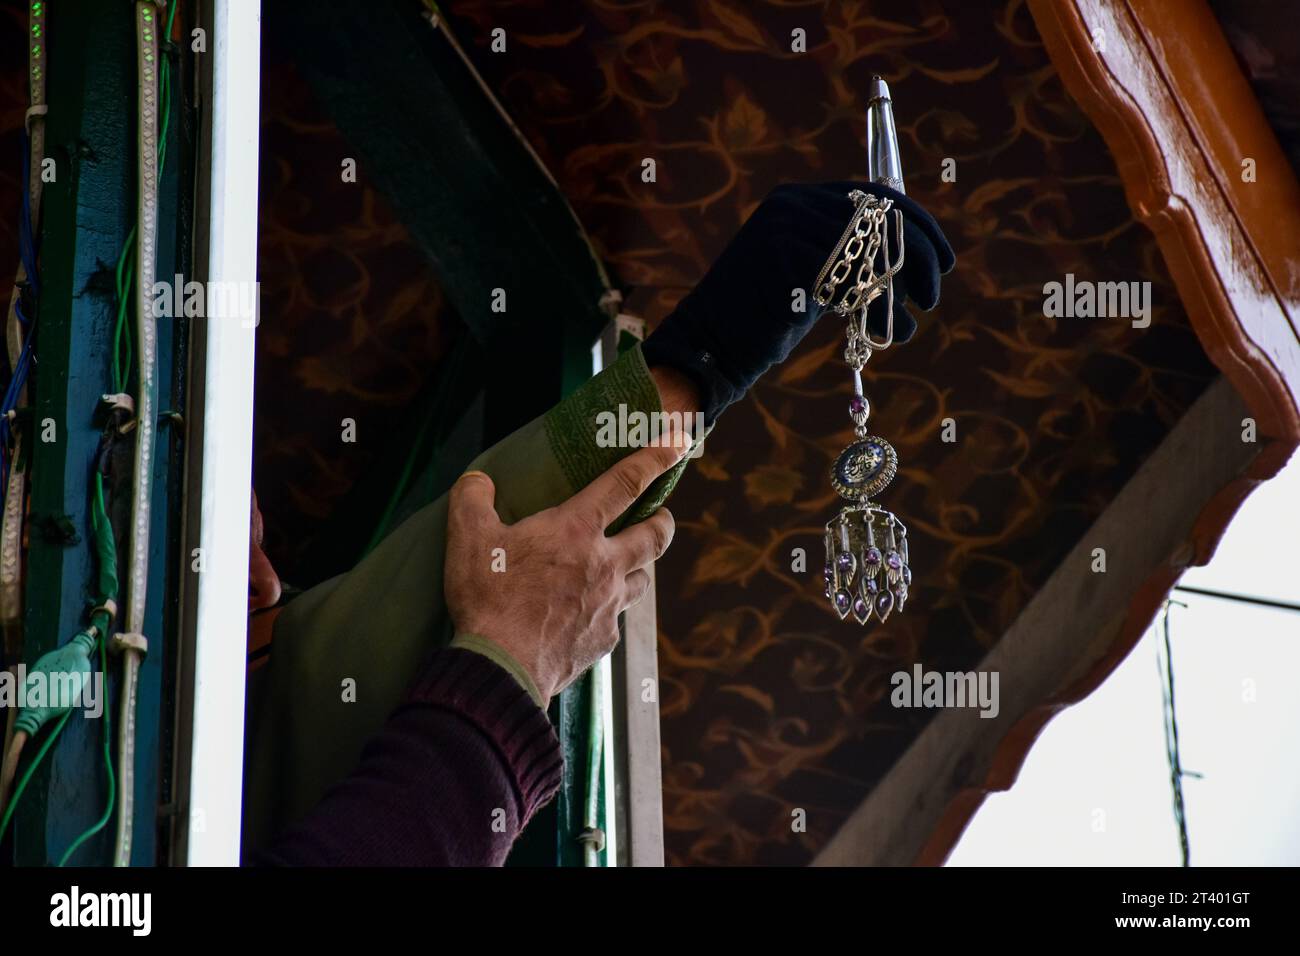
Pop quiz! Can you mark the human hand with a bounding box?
[642,181,955,423]
[444,440,685,704]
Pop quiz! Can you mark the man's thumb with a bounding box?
[448,470,500,533]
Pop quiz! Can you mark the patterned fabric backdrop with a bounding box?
[434,0,1217,865]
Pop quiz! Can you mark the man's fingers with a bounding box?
[447,470,502,540]
[608,507,675,571]
[566,437,687,530]
[622,568,653,611]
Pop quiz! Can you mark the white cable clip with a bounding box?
[111,631,148,658]
[101,392,137,433]
[24,105,48,136]
[91,599,119,626]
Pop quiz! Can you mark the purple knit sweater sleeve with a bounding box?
[254,648,563,866]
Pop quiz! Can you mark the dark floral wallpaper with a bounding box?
[434,0,1217,865]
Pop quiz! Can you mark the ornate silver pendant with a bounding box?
[812,188,911,625]
[823,437,910,624]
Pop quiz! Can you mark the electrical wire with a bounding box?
[112,2,177,396]
[0,712,69,838]
[0,1,47,841]
[56,632,115,865]
[0,443,122,852]
[389,3,622,566]
[2,131,39,485]
[3,117,42,435]
[0,728,27,819]
[112,0,178,867]
[0,0,179,865]
[1172,584,1300,614]
[1157,600,1199,867]
[56,468,119,864]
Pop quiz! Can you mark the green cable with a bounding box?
[57,472,119,865]
[56,630,115,866]
[156,1,177,175]
[90,469,118,600]
[3,471,120,857]
[3,478,116,853]
[0,709,73,839]
[111,0,177,393]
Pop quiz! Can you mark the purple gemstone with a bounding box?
[876,590,894,616]
[823,563,833,582]
[852,597,869,622]
[886,551,902,570]
[902,566,912,586]
[836,551,854,574]
[863,577,879,595]
[864,547,882,566]
[849,395,867,416]
[824,581,832,599]
[834,589,851,612]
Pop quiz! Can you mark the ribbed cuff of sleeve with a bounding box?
[404,647,562,823]
[450,632,546,708]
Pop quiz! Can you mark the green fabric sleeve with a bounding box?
[449,632,546,709]
[243,343,702,849]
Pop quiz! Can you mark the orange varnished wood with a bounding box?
[1039,0,1300,440]
[915,0,1300,865]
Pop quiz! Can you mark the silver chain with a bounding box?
[813,190,905,371]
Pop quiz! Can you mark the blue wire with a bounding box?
[2,331,32,415]
[16,129,38,303]
[3,130,40,487]
[0,335,32,487]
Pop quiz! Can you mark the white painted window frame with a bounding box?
[174,0,261,866]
